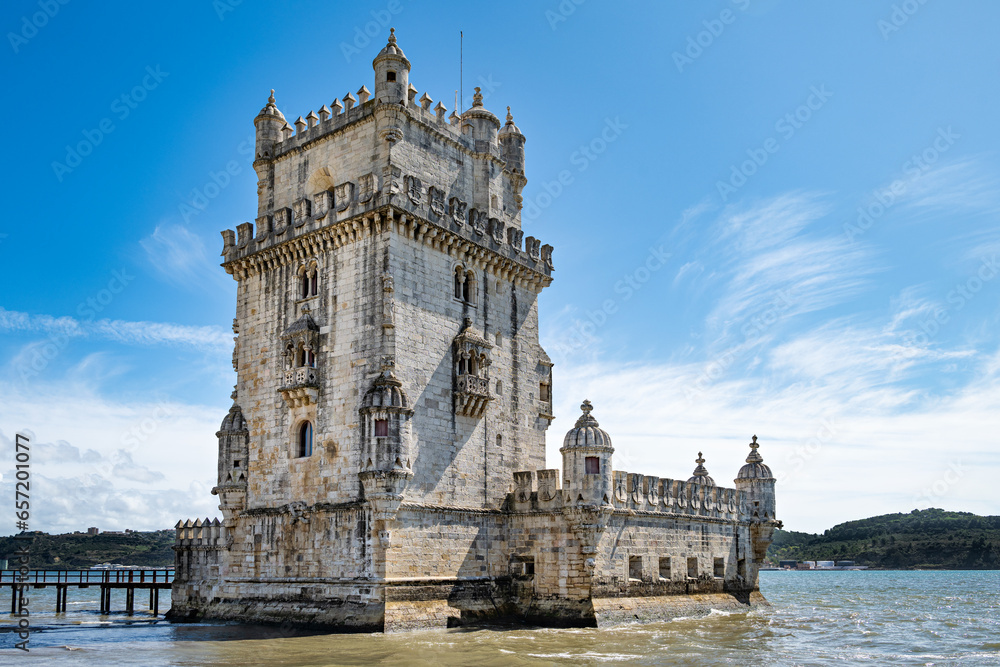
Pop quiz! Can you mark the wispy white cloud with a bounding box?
[0,307,231,350]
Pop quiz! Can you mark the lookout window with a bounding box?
[297,421,314,458]
[628,556,642,581]
[714,557,725,578]
[687,557,698,579]
[585,456,600,475]
[659,557,671,580]
[386,71,396,82]
[539,382,551,402]
[374,419,389,437]
[300,268,318,298]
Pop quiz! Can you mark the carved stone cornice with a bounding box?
[225,206,552,291]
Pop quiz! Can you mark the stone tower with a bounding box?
[170,31,778,631]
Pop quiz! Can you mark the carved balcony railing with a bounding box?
[455,373,492,418]
[279,365,320,408]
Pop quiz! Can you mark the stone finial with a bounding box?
[419,92,432,111]
[343,92,357,110]
[407,84,418,106]
[305,110,318,128]
[434,101,447,120]
[331,98,344,114]
[281,122,293,140]
[357,85,371,104]
[268,88,275,103]
[294,116,306,134]
[746,435,763,463]
[318,105,330,122]
[388,26,396,44]
[506,106,513,123]
[472,86,483,107]
[574,399,599,428]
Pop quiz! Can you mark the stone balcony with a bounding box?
[455,373,492,418]
[279,365,320,408]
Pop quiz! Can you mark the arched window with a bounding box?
[454,266,475,304]
[298,343,306,367]
[299,266,318,298]
[307,349,316,368]
[297,421,313,458]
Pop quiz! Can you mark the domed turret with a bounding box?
[254,89,286,160]
[499,106,526,178]
[360,360,413,472]
[461,86,500,144]
[373,27,410,105]
[561,400,614,506]
[687,452,715,486]
[737,435,774,481]
[734,435,776,522]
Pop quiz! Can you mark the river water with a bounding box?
[1,570,998,665]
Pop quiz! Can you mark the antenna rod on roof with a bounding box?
[460,30,463,113]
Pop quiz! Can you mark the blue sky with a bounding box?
[2,0,999,534]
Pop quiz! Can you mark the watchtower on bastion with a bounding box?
[169,30,780,631]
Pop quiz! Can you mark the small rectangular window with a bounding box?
[386,71,396,82]
[585,456,600,474]
[737,559,746,579]
[233,460,241,468]
[628,556,642,581]
[714,557,725,578]
[687,557,698,578]
[539,382,550,402]
[374,419,389,437]
[659,557,671,580]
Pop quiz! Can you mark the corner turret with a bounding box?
[373,28,410,105]
[735,435,781,562]
[561,400,614,506]
[461,87,500,144]
[253,89,285,160]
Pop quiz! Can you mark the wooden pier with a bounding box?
[2,569,173,616]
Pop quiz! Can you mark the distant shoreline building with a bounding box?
[169,30,780,631]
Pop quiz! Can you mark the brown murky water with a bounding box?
[3,571,999,665]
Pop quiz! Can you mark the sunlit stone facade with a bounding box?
[168,30,780,631]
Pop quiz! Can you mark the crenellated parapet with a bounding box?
[226,28,553,291]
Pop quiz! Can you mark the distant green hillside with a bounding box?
[0,531,175,570]
[768,508,1000,569]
